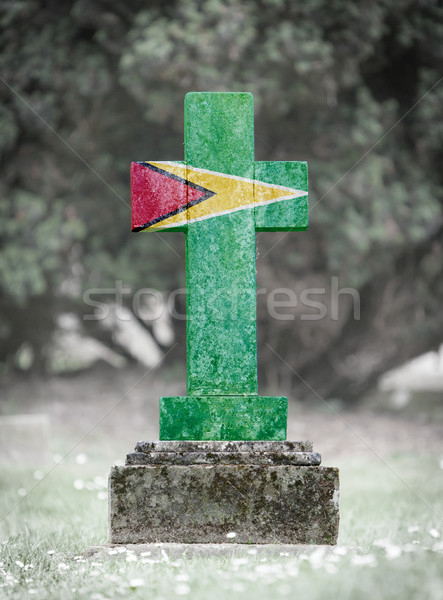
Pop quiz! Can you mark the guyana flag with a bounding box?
[131,161,308,232]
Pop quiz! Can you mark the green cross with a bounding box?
[133,92,308,440]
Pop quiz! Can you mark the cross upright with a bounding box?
[131,92,308,441]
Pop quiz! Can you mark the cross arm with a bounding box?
[131,161,190,233]
[254,161,308,232]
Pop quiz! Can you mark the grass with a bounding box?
[0,452,442,599]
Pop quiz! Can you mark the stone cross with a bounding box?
[131,92,308,441]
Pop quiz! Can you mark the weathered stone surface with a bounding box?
[254,160,308,231]
[159,396,287,440]
[126,451,321,466]
[135,440,314,453]
[185,92,257,398]
[130,93,310,440]
[109,464,339,545]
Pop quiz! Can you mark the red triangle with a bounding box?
[131,162,211,231]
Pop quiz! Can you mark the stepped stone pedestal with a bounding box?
[109,441,339,545]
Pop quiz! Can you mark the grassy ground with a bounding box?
[0,368,442,599]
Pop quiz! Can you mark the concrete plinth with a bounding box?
[109,441,339,545]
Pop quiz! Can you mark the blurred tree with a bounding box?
[0,0,442,401]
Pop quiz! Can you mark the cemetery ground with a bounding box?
[0,364,442,599]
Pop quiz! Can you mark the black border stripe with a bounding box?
[132,162,216,232]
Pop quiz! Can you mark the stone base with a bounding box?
[109,441,339,545]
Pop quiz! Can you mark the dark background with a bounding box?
[1,0,442,403]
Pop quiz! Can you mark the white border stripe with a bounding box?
[152,161,305,195]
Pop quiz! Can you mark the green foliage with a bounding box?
[0,191,85,303]
[0,0,442,393]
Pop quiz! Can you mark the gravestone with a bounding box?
[109,92,339,544]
